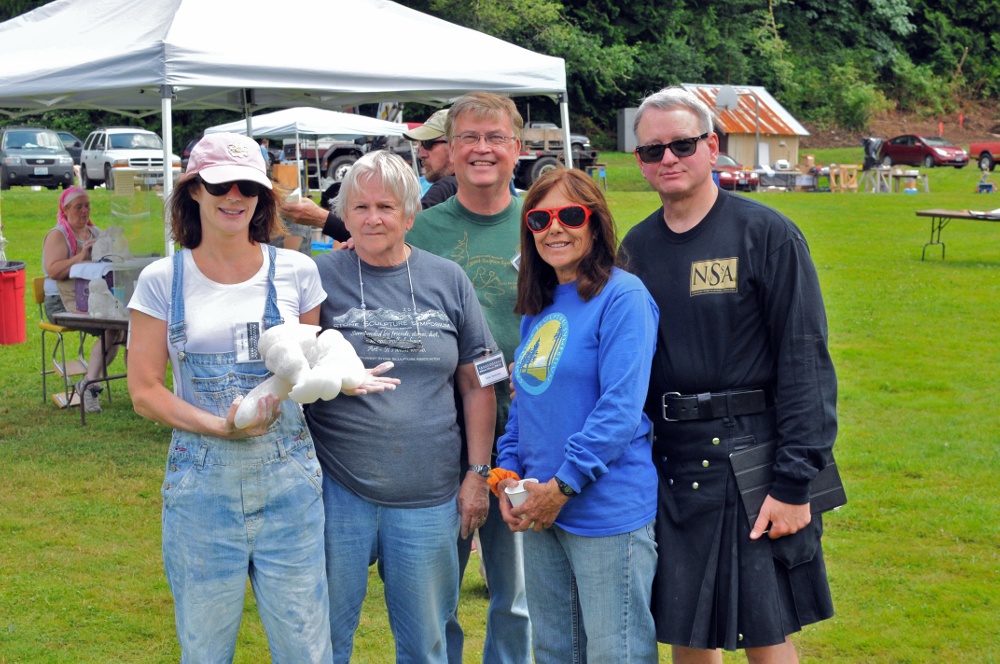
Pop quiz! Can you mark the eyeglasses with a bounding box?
[199,178,264,197]
[363,332,424,352]
[525,204,592,233]
[454,132,516,147]
[634,132,710,163]
[419,139,448,151]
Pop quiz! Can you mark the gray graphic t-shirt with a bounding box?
[306,246,496,507]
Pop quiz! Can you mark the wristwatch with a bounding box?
[555,477,577,497]
[468,464,491,479]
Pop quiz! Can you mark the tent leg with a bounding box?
[161,86,175,257]
[558,94,573,169]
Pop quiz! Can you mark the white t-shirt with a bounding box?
[128,244,326,400]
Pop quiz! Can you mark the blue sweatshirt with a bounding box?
[496,268,659,537]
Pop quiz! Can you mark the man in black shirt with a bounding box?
[403,107,459,208]
[619,86,837,664]
[279,109,458,243]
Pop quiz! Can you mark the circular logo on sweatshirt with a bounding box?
[514,313,567,395]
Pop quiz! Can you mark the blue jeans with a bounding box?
[448,490,532,663]
[522,521,658,664]
[323,474,460,663]
[162,431,332,664]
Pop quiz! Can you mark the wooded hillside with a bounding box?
[3,0,998,147]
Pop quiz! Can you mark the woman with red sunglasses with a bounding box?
[492,168,661,663]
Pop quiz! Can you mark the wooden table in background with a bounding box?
[893,172,930,193]
[50,312,128,425]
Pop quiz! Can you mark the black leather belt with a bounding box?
[661,389,769,422]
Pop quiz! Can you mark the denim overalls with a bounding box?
[161,247,333,663]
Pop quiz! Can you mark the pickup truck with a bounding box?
[80,127,181,191]
[524,121,591,152]
[515,126,599,188]
[969,141,1000,171]
[284,128,599,190]
[282,135,412,188]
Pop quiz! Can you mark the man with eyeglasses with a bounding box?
[619,86,837,663]
[406,91,531,664]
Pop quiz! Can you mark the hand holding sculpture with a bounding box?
[233,323,392,429]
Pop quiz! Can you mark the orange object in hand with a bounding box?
[487,468,520,497]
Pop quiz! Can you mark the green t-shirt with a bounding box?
[408,195,522,439]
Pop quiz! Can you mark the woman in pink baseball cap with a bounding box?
[126,132,395,661]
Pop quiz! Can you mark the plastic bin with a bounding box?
[0,260,27,345]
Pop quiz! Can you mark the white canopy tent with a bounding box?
[205,107,410,192]
[205,108,408,141]
[0,0,571,254]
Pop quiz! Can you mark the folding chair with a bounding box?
[33,277,88,407]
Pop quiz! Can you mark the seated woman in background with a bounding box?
[305,150,497,663]
[41,186,122,413]
[492,168,661,663]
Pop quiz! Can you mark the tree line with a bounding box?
[2,0,997,147]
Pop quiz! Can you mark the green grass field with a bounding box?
[1,150,998,662]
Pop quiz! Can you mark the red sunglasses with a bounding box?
[525,204,592,233]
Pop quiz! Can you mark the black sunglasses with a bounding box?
[199,178,264,198]
[525,204,592,233]
[634,132,710,163]
[419,139,448,151]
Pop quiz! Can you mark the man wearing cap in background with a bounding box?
[278,108,458,244]
[406,91,531,664]
[403,108,459,208]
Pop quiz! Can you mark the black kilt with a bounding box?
[651,407,834,651]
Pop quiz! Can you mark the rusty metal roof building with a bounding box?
[681,84,809,137]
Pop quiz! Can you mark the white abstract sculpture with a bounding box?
[234,323,368,429]
[87,277,128,320]
[92,226,131,262]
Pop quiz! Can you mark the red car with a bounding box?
[713,153,759,191]
[878,135,969,169]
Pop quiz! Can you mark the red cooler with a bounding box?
[0,260,27,345]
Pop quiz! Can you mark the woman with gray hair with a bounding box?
[306,150,498,662]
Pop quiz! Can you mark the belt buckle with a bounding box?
[662,392,681,422]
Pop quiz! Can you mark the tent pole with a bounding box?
[295,129,303,193]
[558,93,573,169]
[314,149,320,195]
[161,85,175,257]
[243,89,255,138]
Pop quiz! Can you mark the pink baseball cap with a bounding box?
[180,132,272,189]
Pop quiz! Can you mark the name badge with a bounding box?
[234,322,262,363]
[475,351,508,388]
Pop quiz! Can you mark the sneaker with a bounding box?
[76,380,102,414]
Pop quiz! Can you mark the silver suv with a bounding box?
[80,127,181,191]
[0,126,76,190]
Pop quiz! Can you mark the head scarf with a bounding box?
[57,186,94,255]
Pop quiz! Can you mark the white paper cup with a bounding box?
[504,478,539,508]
